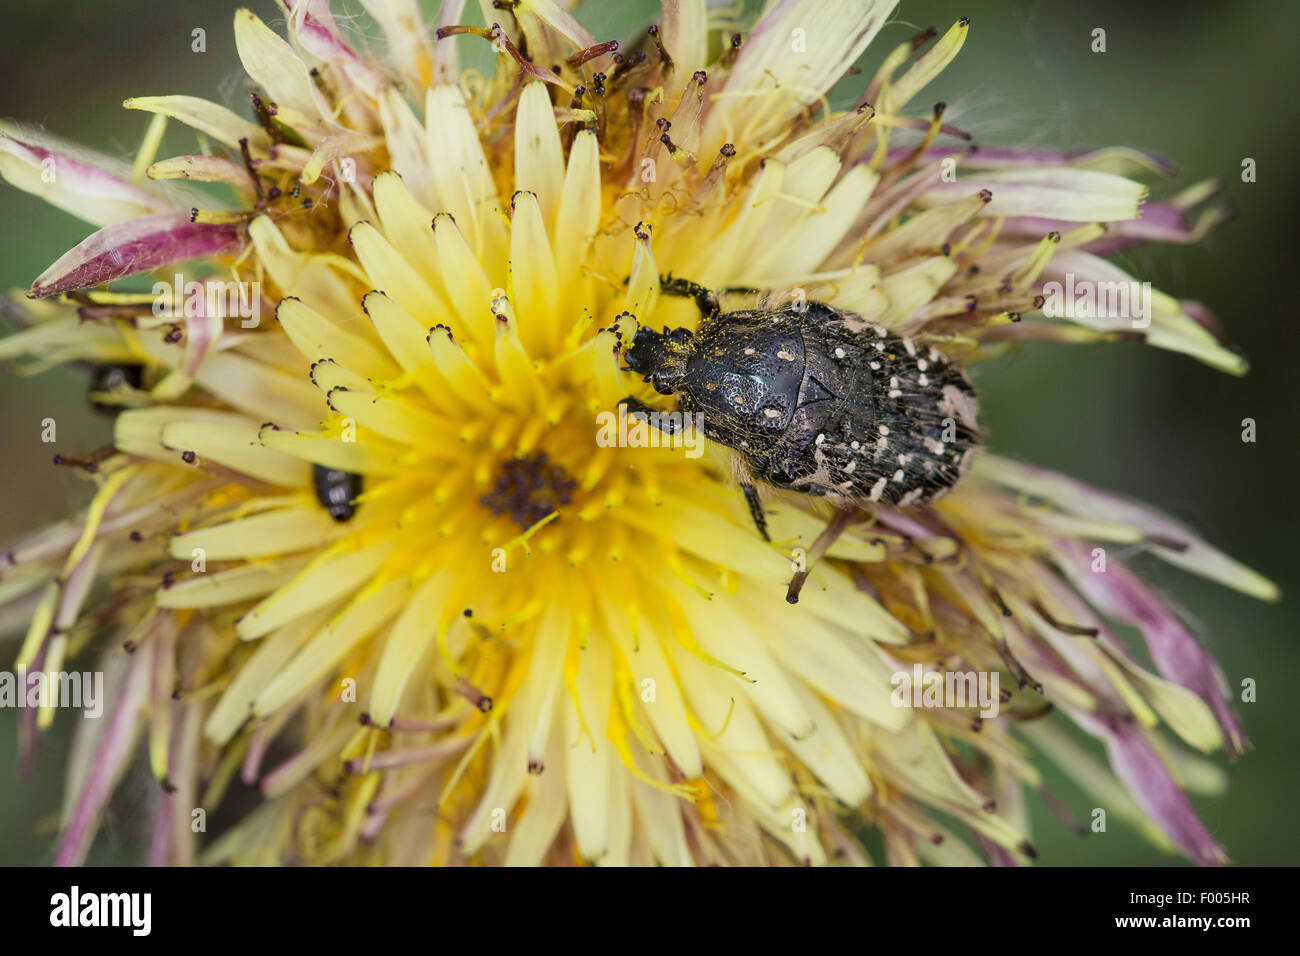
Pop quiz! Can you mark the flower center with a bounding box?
[480,452,578,529]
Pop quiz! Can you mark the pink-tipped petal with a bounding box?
[29,212,244,298]
[1079,713,1228,866]
[284,0,386,97]
[55,642,154,866]
[0,123,166,227]
[1061,543,1248,757]
[975,455,1279,600]
[901,145,1177,178]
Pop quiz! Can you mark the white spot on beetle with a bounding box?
[938,383,980,429]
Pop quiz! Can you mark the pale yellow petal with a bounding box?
[277,297,401,380]
[236,539,395,639]
[513,83,565,227]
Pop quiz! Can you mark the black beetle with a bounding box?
[313,464,363,522]
[620,277,981,540]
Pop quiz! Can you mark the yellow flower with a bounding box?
[0,0,1275,866]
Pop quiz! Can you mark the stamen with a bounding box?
[238,137,264,203]
[451,675,493,714]
[189,208,252,225]
[720,32,742,69]
[344,736,469,773]
[646,24,673,71]
[437,22,571,90]
[1030,598,1100,637]
[566,40,618,69]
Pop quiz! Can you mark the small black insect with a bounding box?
[86,363,143,416]
[313,464,363,522]
[621,277,981,540]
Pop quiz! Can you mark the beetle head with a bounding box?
[624,325,693,395]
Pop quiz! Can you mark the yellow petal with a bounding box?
[513,83,565,227]
[169,508,343,562]
[252,575,409,714]
[124,95,269,152]
[161,419,312,486]
[155,557,310,609]
[236,539,395,639]
[368,571,451,726]
[350,221,446,325]
[233,9,322,127]
[277,297,401,380]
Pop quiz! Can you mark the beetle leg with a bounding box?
[786,508,856,604]
[617,395,682,433]
[740,482,770,541]
[658,274,720,321]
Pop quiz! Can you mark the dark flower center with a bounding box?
[480,452,578,529]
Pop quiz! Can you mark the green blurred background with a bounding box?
[1,0,1296,865]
